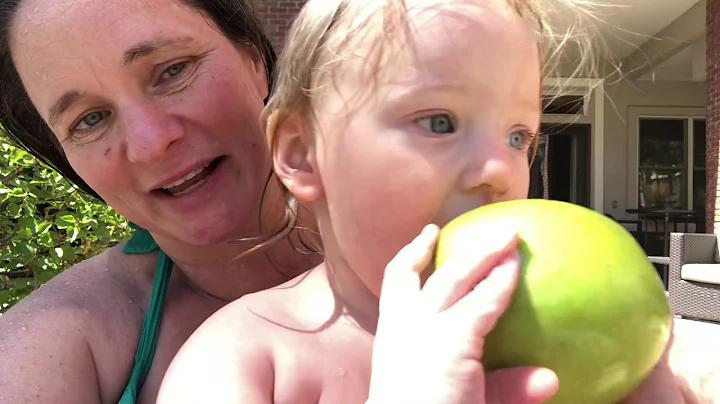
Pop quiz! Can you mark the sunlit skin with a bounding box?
[1,0,695,403]
[0,0,319,402]
[159,0,696,402]
[13,0,272,246]
[158,1,544,402]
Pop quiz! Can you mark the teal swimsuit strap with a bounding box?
[118,224,173,404]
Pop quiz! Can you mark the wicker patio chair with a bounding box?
[667,232,720,323]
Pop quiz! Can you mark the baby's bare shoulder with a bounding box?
[158,296,281,403]
[159,268,342,404]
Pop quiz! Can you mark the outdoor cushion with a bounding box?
[682,264,720,285]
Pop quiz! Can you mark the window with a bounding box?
[637,117,705,210]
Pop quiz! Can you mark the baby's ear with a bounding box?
[266,110,323,203]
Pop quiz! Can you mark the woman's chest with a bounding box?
[131,290,225,404]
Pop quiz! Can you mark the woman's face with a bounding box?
[11,0,271,244]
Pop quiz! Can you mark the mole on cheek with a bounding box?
[104,147,112,156]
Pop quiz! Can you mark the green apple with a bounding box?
[435,199,671,404]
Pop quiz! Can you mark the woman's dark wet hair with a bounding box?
[0,0,277,202]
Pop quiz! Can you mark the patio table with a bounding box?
[626,208,702,256]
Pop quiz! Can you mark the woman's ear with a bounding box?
[266,111,323,203]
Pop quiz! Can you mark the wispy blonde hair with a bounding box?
[260,0,604,254]
[264,0,603,135]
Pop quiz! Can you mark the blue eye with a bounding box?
[160,62,187,81]
[416,114,455,134]
[506,130,528,150]
[73,111,109,131]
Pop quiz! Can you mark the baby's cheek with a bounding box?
[347,192,432,265]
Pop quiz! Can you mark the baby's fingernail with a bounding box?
[468,225,518,248]
[501,251,520,267]
[529,368,559,395]
[492,253,520,278]
[414,224,438,246]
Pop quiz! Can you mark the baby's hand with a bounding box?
[367,224,558,404]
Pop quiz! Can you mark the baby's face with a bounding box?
[312,0,542,296]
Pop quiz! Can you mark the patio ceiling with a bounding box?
[555,0,705,81]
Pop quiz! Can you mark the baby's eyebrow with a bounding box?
[388,81,466,101]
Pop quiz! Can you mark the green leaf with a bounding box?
[62,245,76,261]
[17,242,37,263]
[50,247,64,259]
[34,267,59,284]
[37,220,52,234]
[11,149,27,163]
[0,290,14,311]
[68,226,79,243]
[59,214,75,223]
[12,278,31,291]
[7,203,21,218]
[0,137,131,312]
[54,218,72,229]
[18,217,37,234]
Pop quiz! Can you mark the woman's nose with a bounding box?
[124,105,185,163]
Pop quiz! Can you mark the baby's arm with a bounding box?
[157,305,275,404]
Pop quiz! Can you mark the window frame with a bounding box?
[627,106,706,210]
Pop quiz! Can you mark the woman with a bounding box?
[0,0,321,402]
[0,0,699,403]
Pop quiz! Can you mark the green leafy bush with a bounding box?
[0,136,132,313]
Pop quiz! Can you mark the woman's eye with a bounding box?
[416,114,456,135]
[73,111,109,131]
[506,130,529,150]
[160,62,187,81]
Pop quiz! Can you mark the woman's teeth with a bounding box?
[169,176,210,196]
[161,163,213,196]
[163,165,207,189]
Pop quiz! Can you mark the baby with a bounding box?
[157,0,606,403]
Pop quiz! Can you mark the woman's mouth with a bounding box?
[158,157,222,196]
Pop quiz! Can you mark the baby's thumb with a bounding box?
[485,366,559,404]
[378,225,439,318]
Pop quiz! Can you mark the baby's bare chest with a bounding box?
[271,327,375,404]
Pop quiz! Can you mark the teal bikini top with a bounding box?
[117,225,173,404]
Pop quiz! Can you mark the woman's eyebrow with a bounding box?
[48,90,83,127]
[47,36,196,127]
[122,36,194,66]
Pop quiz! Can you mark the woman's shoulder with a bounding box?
[0,243,160,403]
[19,242,157,311]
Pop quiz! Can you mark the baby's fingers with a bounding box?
[447,252,520,338]
[420,228,518,314]
[485,366,559,404]
[379,224,439,318]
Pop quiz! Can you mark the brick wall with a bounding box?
[253,0,307,53]
[708,0,720,234]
